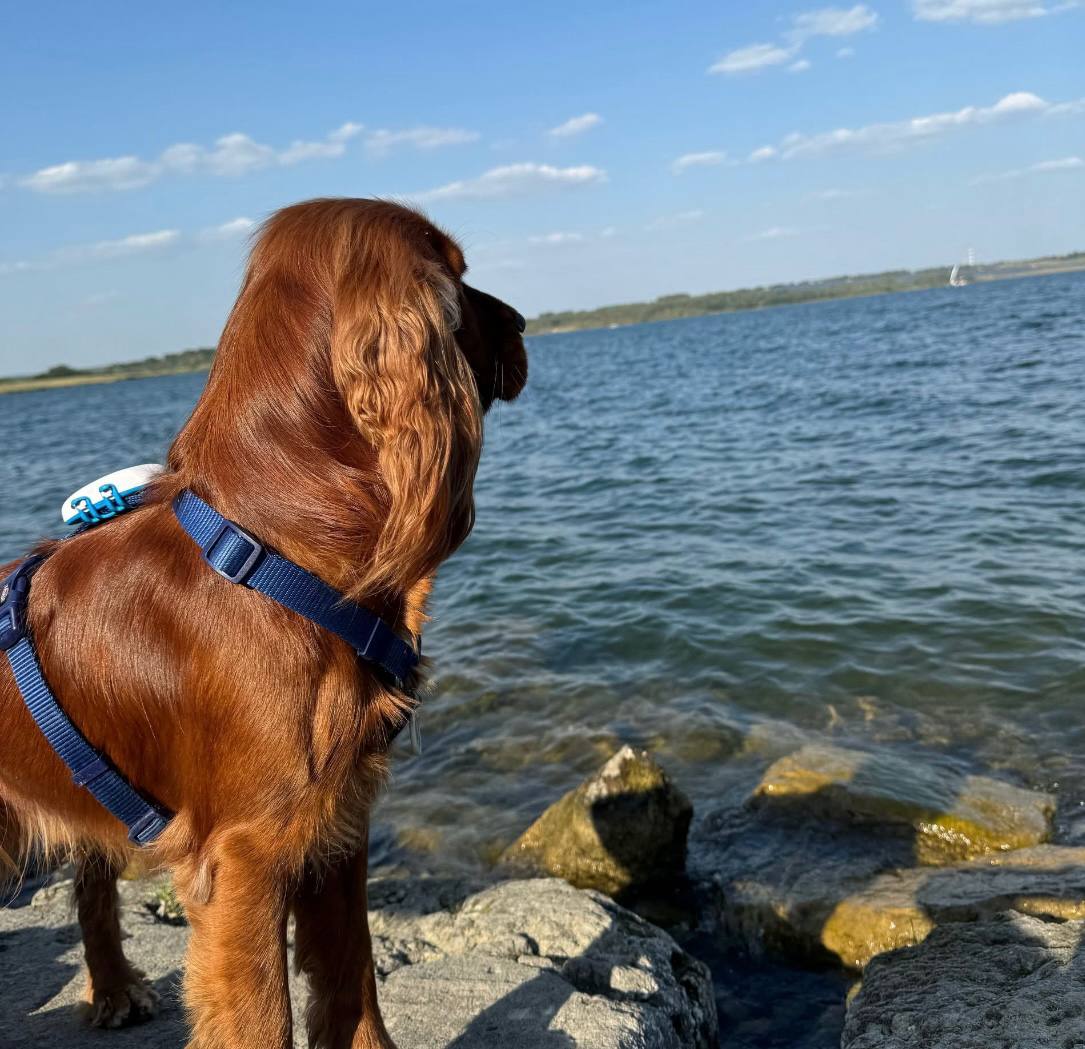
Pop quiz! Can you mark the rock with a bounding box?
[500,746,693,899]
[0,874,716,1049]
[753,743,1054,864]
[820,844,1085,968]
[691,798,916,967]
[690,742,1064,969]
[842,913,1085,1049]
[374,879,717,1049]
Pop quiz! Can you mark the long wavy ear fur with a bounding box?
[331,220,483,599]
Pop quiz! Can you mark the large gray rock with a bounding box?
[842,913,1085,1048]
[0,874,716,1049]
[500,746,693,900]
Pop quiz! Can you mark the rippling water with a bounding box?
[2,272,1084,879]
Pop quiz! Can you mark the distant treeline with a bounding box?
[3,249,1084,393]
[0,348,216,393]
[525,250,1085,335]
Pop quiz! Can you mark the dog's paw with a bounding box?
[85,971,159,1029]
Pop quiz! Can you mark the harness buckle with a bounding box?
[0,557,44,652]
[202,521,264,585]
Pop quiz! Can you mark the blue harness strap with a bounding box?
[0,558,170,846]
[172,490,419,688]
[0,489,418,847]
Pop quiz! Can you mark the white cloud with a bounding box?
[837,46,856,57]
[971,155,1083,182]
[645,209,705,231]
[712,6,877,75]
[417,162,607,201]
[749,91,1068,161]
[710,42,797,75]
[671,150,727,174]
[913,0,1080,23]
[199,216,257,241]
[20,122,365,194]
[24,156,158,194]
[80,230,181,259]
[366,126,480,155]
[746,225,805,241]
[548,113,604,138]
[808,187,863,199]
[527,231,585,245]
[791,5,879,40]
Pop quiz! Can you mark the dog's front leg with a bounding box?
[75,849,159,1028]
[293,834,395,1049]
[180,832,292,1049]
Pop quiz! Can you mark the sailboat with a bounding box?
[948,248,975,288]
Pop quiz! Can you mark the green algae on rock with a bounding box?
[752,743,1054,864]
[500,745,693,898]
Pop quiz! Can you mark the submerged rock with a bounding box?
[0,873,716,1049]
[691,742,1063,969]
[842,913,1085,1049]
[753,743,1054,864]
[500,745,693,899]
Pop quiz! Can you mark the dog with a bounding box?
[0,198,527,1048]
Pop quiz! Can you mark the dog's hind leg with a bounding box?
[292,833,395,1049]
[75,849,159,1028]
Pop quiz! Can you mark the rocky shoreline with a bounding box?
[4,734,1084,1047]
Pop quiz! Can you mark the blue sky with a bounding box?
[1,0,1082,372]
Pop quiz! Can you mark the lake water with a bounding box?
[2,273,1083,1040]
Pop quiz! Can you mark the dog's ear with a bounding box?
[330,239,482,598]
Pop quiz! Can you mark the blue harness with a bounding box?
[0,489,419,846]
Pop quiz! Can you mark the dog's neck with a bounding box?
[165,374,427,631]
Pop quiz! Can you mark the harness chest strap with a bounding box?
[0,490,421,846]
[0,557,169,846]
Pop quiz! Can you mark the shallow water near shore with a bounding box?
[2,272,1083,1045]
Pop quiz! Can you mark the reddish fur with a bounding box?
[0,199,527,1048]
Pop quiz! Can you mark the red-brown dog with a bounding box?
[0,199,527,1048]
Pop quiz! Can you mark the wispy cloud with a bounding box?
[710,6,878,76]
[971,155,1083,182]
[671,150,728,174]
[198,216,257,241]
[366,126,480,155]
[745,225,806,241]
[69,229,182,260]
[0,218,259,277]
[913,0,1080,23]
[645,209,705,231]
[21,123,365,194]
[547,113,603,138]
[2,228,182,274]
[710,42,797,75]
[748,91,1078,161]
[836,46,856,57]
[417,162,607,201]
[792,4,879,39]
[807,187,865,199]
[527,231,586,245]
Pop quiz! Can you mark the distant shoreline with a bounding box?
[2,255,1082,395]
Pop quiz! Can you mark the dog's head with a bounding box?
[180,199,527,595]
